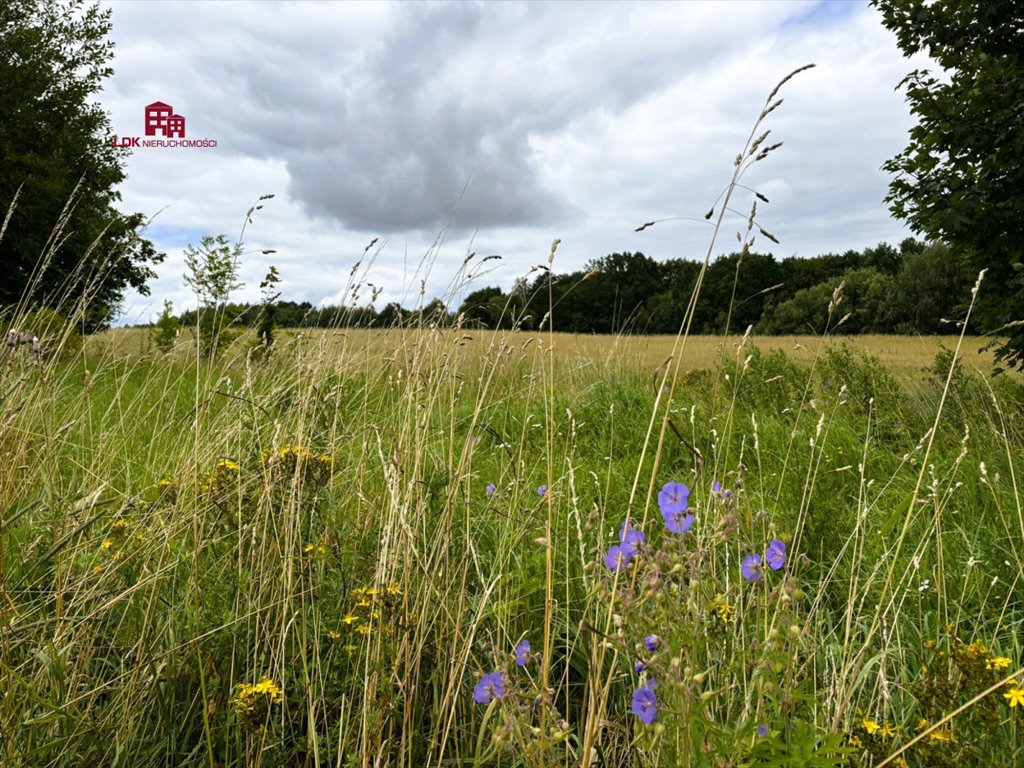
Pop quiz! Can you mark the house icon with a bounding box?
[145,101,186,137]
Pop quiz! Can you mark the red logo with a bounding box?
[112,101,216,149]
[145,101,186,138]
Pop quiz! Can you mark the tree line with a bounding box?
[171,238,978,337]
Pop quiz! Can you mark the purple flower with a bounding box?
[631,680,658,725]
[711,480,732,499]
[634,661,646,673]
[619,520,646,557]
[604,544,631,572]
[486,483,496,495]
[658,481,689,517]
[741,553,763,582]
[473,671,507,704]
[757,724,769,738]
[644,634,660,653]
[658,482,693,534]
[765,539,786,571]
[664,512,695,535]
[537,484,548,497]
[515,640,531,667]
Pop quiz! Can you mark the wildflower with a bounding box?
[253,678,283,701]
[515,640,531,667]
[473,671,507,704]
[537,484,548,497]
[658,481,693,534]
[619,520,646,557]
[1004,684,1024,708]
[987,656,1012,670]
[327,630,341,641]
[486,482,496,495]
[765,539,786,571]
[861,718,880,735]
[849,735,863,748]
[757,724,769,738]
[631,680,657,725]
[100,539,113,551]
[928,729,956,743]
[714,602,735,624]
[644,635,660,653]
[216,458,239,472]
[741,553,763,582]
[604,544,630,572]
[634,661,646,673]
[879,722,897,738]
[342,613,360,625]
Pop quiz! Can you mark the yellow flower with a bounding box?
[916,718,929,731]
[894,759,908,768]
[1004,685,1024,708]
[216,458,239,472]
[355,624,372,635]
[112,518,130,532]
[327,630,341,641]
[100,539,113,551]
[304,543,315,553]
[386,583,402,596]
[342,614,360,625]
[928,729,956,743]
[879,722,897,738]
[861,719,880,735]
[849,736,863,748]
[987,656,1012,670]
[715,603,735,623]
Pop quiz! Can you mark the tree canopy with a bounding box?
[0,0,162,330]
[873,0,1024,369]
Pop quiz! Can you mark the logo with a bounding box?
[112,101,217,149]
[145,101,186,137]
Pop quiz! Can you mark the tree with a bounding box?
[183,234,242,357]
[0,0,163,331]
[873,0,1024,368]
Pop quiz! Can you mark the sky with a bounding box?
[99,0,927,324]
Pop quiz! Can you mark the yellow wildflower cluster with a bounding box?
[154,477,177,504]
[201,457,242,496]
[261,444,334,485]
[331,583,404,640]
[707,593,734,627]
[98,516,139,560]
[1005,682,1024,710]
[232,677,283,728]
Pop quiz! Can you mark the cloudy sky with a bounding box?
[100,0,925,324]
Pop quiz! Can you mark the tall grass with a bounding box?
[2,67,1023,768]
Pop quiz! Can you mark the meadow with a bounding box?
[3,64,1023,768]
[1,320,1023,767]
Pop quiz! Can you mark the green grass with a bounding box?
[4,65,1023,767]
[1,326,1023,767]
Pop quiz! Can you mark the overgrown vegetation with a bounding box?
[1,16,1022,765]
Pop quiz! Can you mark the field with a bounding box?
[2,325,1022,767]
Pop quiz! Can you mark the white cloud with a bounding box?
[100,0,923,323]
